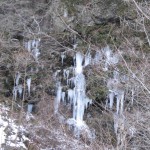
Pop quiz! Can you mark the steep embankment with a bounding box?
[0,0,150,149]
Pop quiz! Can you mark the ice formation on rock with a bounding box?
[27,78,31,96]
[18,85,23,98]
[54,51,92,137]
[107,78,124,114]
[102,46,125,115]
[25,39,41,61]
[15,72,21,86]
[102,46,119,71]
[63,69,69,80]
[54,46,125,139]
[13,84,23,100]
[27,104,33,113]
[67,89,74,102]
[13,86,18,100]
[61,92,66,102]
[64,8,68,18]
[93,51,102,65]
[84,49,92,66]
[61,52,66,65]
[54,82,62,113]
[32,48,40,61]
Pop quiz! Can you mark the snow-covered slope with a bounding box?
[0,104,29,150]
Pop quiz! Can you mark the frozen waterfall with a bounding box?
[54,51,92,137]
[54,45,125,139]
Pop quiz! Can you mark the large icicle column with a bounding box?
[54,51,92,137]
[73,52,92,126]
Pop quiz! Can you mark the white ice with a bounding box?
[18,84,23,98]
[27,104,33,113]
[93,51,102,64]
[84,51,91,66]
[75,52,83,74]
[54,51,92,137]
[54,82,62,113]
[68,89,74,102]
[15,72,21,86]
[61,92,65,102]
[27,41,31,52]
[27,78,31,96]
[61,52,66,65]
[13,86,18,100]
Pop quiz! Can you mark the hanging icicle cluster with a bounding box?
[102,46,126,143]
[54,45,127,139]
[12,73,32,100]
[54,51,93,137]
[13,72,23,100]
[104,47,125,115]
[25,39,41,62]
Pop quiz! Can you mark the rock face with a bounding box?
[0,0,150,149]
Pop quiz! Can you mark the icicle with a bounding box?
[27,104,33,113]
[61,92,65,102]
[85,97,92,109]
[66,70,69,85]
[110,54,119,64]
[88,128,96,140]
[63,69,70,84]
[36,67,39,73]
[68,89,74,102]
[84,50,91,66]
[129,126,136,137]
[131,88,134,106]
[63,69,66,79]
[66,69,69,77]
[120,92,124,114]
[75,52,83,74]
[54,70,61,78]
[18,85,23,98]
[25,40,32,52]
[116,95,120,114]
[116,91,124,114]
[73,104,77,120]
[32,39,36,48]
[103,62,108,71]
[103,46,119,67]
[73,43,78,49]
[32,48,40,61]
[15,72,21,86]
[107,77,125,115]
[73,56,76,67]
[93,51,102,64]
[35,40,39,48]
[105,98,109,109]
[64,8,68,18]
[68,77,74,87]
[28,41,32,52]
[105,46,112,61]
[54,82,62,113]
[113,70,119,80]
[61,52,65,65]
[113,113,118,134]
[84,45,91,66]
[109,92,115,109]
[27,78,31,96]
[13,86,18,100]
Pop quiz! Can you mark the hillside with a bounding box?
[0,0,150,149]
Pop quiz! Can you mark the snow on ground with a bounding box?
[0,104,29,149]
